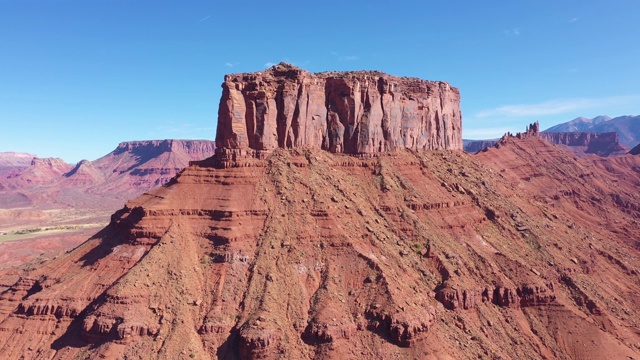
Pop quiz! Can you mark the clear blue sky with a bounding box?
[1,1,639,162]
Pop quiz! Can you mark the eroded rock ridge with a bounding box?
[539,132,629,157]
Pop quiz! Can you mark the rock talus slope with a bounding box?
[0,134,638,359]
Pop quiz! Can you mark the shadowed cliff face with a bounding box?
[216,63,462,157]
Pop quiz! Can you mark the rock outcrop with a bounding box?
[469,124,629,157]
[1,157,73,189]
[91,139,217,196]
[539,131,629,157]
[216,63,462,158]
[62,160,105,187]
[463,139,498,153]
[629,143,640,155]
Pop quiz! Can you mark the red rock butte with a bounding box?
[215,62,462,159]
[1,67,639,360]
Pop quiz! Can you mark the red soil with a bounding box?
[0,135,638,359]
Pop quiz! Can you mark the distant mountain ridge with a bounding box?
[464,114,639,155]
[0,139,216,208]
[543,115,640,148]
[544,115,612,132]
[0,152,37,167]
[0,152,38,177]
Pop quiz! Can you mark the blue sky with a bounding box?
[1,1,639,162]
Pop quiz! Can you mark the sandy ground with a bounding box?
[0,207,112,270]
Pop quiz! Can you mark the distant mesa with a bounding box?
[544,115,640,148]
[630,143,640,155]
[0,152,37,167]
[463,139,499,153]
[10,157,73,187]
[90,139,216,196]
[216,62,462,160]
[0,152,38,178]
[0,139,216,208]
[539,132,629,157]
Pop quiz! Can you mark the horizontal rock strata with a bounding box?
[216,62,462,158]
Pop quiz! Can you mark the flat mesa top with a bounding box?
[224,62,454,88]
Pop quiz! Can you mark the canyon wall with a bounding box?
[539,131,628,157]
[216,63,462,157]
[109,139,216,158]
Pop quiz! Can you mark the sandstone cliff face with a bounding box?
[111,139,216,158]
[216,63,462,157]
[540,131,629,157]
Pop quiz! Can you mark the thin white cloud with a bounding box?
[331,51,359,61]
[196,15,211,24]
[225,62,234,68]
[476,95,640,118]
[505,28,521,36]
[264,62,277,68]
[569,17,578,23]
